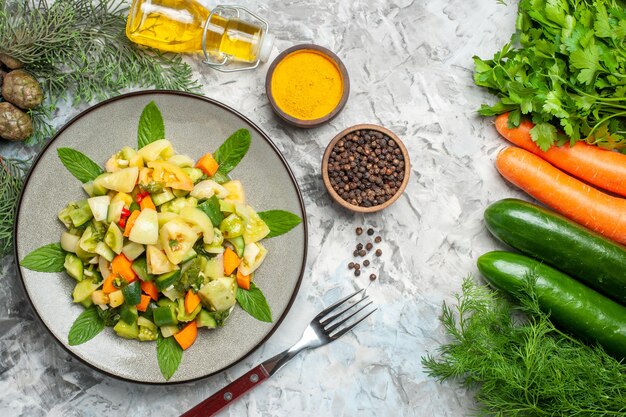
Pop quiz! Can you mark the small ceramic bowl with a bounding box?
[322,124,410,213]
[265,44,350,128]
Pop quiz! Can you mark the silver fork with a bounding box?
[181,289,376,417]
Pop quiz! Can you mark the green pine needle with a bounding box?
[423,277,626,416]
[0,157,29,257]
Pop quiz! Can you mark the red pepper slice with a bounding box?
[121,207,131,218]
[136,191,149,204]
[119,218,127,229]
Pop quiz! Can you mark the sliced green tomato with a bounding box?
[160,325,179,338]
[137,139,173,162]
[160,197,198,214]
[131,257,153,281]
[198,277,236,312]
[151,188,175,206]
[236,204,270,244]
[146,245,178,275]
[58,205,74,229]
[167,154,194,167]
[153,305,178,326]
[160,218,199,265]
[122,281,142,305]
[95,241,115,262]
[239,242,268,276]
[180,206,214,244]
[61,231,80,253]
[69,200,93,227]
[161,286,183,302]
[98,257,111,280]
[120,303,139,324]
[80,297,94,309]
[190,179,229,200]
[105,146,138,172]
[147,160,194,191]
[87,195,111,222]
[222,180,245,203]
[138,317,158,341]
[78,224,99,253]
[106,200,125,224]
[177,297,202,322]
[122,241,145,261]
[97,167,139,193]
[155,269,181,291]
[219,213,243,239]
[138,316,157,330]
[182,167,204,184]
[64,253,84,281]
[172,188,189,198]
[128,208,159,245]
[72,278,101,303]
[104,223,124,254]
[157,211,178,228]
[202,228,224,254]
[114,319,139,339]
[204,254,224,279]
[219,199,235,214]
[196,309,217,328]
[82,180,107,197]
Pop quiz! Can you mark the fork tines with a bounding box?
[316,289,377,340]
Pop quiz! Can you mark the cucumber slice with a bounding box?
[131,257,153,281]
[120,304,139,324]
[122,241,145,261]
[182,167,203,183]
[137,316,157,330]
[198,277,236,312]
[122,281,142,305]
[64,253,84,281]
[114,319,139,339]
[181,248,197,263]
[172,188,189,198]
[161,286,183,302]
[69,200,93,227]
[155,270,181,291]
[106,200,125,224]
[94,241,115,262]
[151,188,175,206]
[159,325,179,338]
[88,195,111,222]
[79,297,94,309]
[204,254,224,279]
[104,223,124,254]
[196,309,217,328]
[226,236,245,258]
[219,199,235,214]
[153,306,178,326]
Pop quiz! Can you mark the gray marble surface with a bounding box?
[0,0,522,415]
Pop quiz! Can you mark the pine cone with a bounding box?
[0,53,23,69]
[2,70,43,110]
[0,102,33,141]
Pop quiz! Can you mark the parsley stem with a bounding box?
[588,111,626,139]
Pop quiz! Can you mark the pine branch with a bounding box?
[0,157,29,257]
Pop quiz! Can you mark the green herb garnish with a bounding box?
[57,148,103,183]
[236,283,272,323]
[474,0,626,151]
[68,306,105,346]
[156,333,183,381]
[137,101,165,149]
[258,210,302,238]
[20,242,66,272]
[214,128,252,174]
[423,277,626,416]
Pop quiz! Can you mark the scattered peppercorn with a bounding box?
[365,242,373,251]
[354,263,360,270]
[348,262,354,270]
[355,270,361,277]
[367,228,374,236]
[353,250,359,257]
[375,236,382,243]
[363,260,370,267]
[358,249,366,257]
[370,273,377,281]
[356,227,363,235]
[375,249,382,257]
[356,243,363,251]
[327,129,405,208]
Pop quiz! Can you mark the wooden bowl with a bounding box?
[265,44,350,128]
[322,124,410,213]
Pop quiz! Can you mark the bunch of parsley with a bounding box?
[475,0,626,151]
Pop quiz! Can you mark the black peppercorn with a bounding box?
[370,274,377,281]
[356,243,363,251]
[363,260,370,267]
[355,270,361,277]
[367,228,374,236]
[375,236,382,243]
[348,262,354,270]
[358,249,366,257]
[356,227,363,235]
[375,249,382,257]
[365,242,373,251]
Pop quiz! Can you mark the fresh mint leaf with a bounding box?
[214,129,251,174]
[20,242,66,272]
[530,122,558,151]
[258,210,302,238]
[137,101,165,149]
[68,306,105,346]
[198,196,224,227]
[236,283,272,322]
[57,148,102,183]
[156,333,183,381]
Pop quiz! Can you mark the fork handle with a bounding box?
[181,365,270,417]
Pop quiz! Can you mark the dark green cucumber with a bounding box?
[484,198,626,305]
[477,251,626,359]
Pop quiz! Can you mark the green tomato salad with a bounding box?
[20,101,302,380]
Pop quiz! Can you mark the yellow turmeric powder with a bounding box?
[270,50,344,120]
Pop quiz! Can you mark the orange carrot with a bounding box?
[139,195,156,211]
[496,146,626,244]
[102,274,116,294]
[137,294,151,312]
[236,269,250,290]
[223,247,241,276]
[495,113,626,197]
[111,254,137,282]
[141,280,159,301]
[123,210,141,237]
[196,153,219,177]
[174,321,198,350]
[184,290,201,314]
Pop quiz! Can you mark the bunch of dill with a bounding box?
[0,157,29,257]
[422,277,626,416]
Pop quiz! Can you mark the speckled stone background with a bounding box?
[0,0,521,415]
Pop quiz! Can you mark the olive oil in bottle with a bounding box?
[126,0,273,65]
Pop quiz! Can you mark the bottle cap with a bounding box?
[258,33,274,63]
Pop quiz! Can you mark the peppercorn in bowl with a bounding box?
[322,124,410,213]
